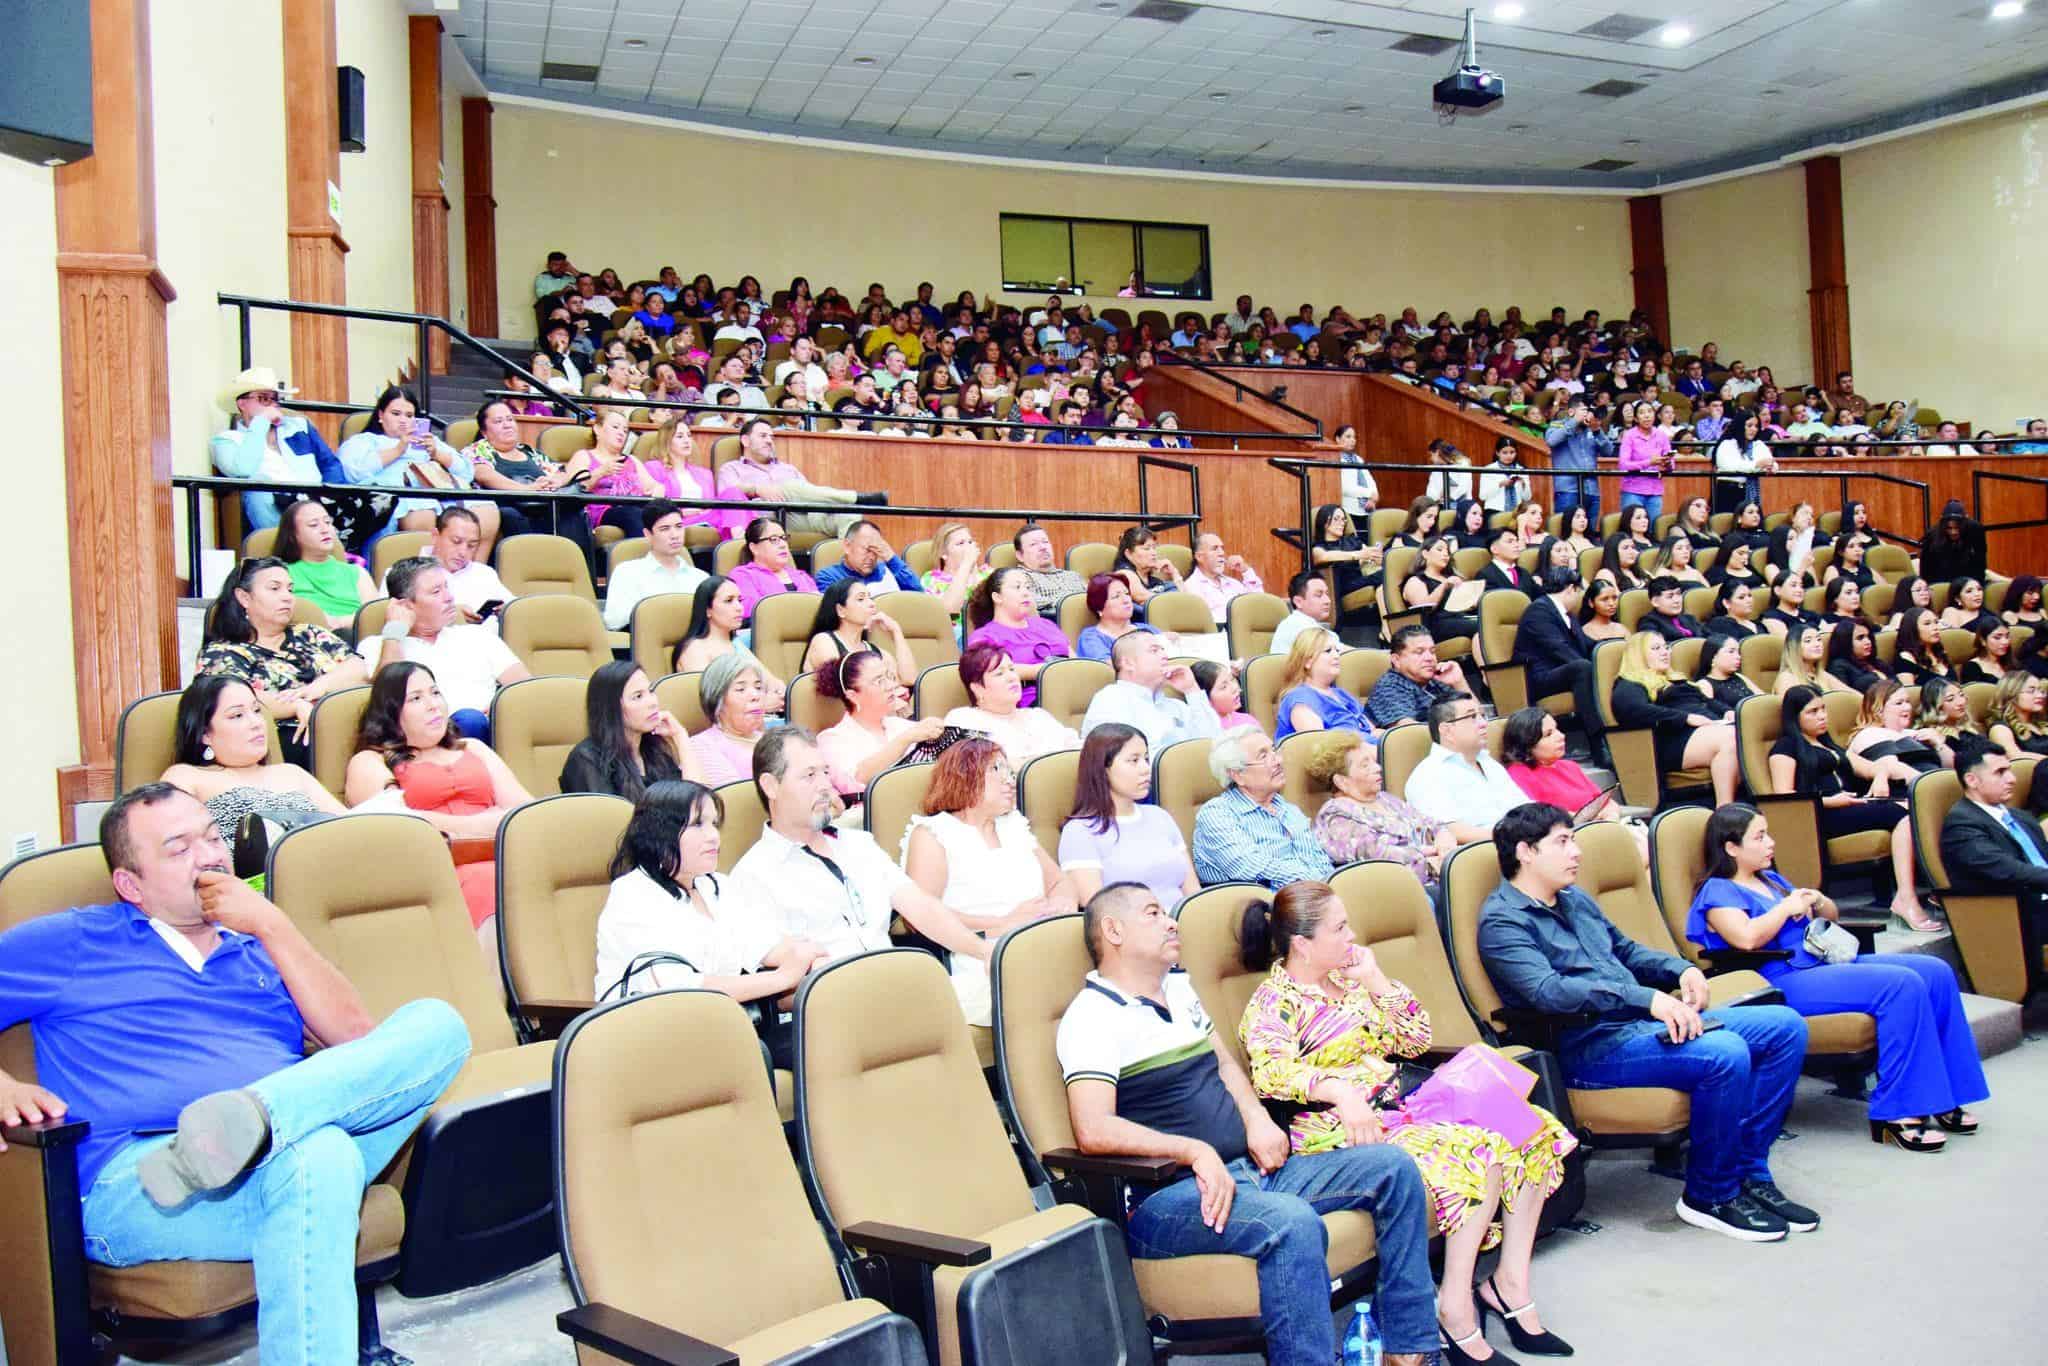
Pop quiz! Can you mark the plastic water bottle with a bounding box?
[1341,1299,1382,1366]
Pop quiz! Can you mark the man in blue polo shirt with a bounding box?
[0,784,471,1363]
[813,519,920,597]
[1055,883,1435,1366]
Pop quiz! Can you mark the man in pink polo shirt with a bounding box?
[712,418,887,538]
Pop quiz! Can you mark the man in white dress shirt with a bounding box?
[1080,634,1223,752]
[426,508,511,625]
[1182,533,1264,625]
[1404,695,1527,844]
[601,500,709,630]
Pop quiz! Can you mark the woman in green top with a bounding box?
[273,498,379,628]
[921,520,993,623]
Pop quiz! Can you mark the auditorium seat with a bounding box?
[864,760,935,859]
[499,594,613,679]
[886,589,963,669]
[1277,730,1331,824]
[653,670,710,736]
[495,791,630,1040]
[1336,647,1393,700]
[553,990,923,1366]
[0,844,408,1366]
[1017,748,1080,858]
[1057,590,1097,643]
[1734,691,1887,893]
[114,691,281,795]
[1035,657,1112,732]
[370,531,432,587]
[1593,638,1712,809]
[1226,591,1287,660]
[538,425,593,464]
[1910,765,2044,1003]
[1144,589,1218,636]
[1064,543,1116,579]
[1243,653,1286,734]
[793,948,1154,1365]
[497,534,598,603]
[713,779,765,877]
[308,684,372,798]
[786,671,845,733]
[748,592,822,684]
[489,675,589,796]
[1153,737,1219,847]
[1377,720,1435,802]
[628,590,694,680]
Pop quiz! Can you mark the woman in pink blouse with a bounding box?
[567,408,664,538]
[1500,707,1646,858]
[641,418,748,540]
[728,516,818,619]
[1302,731,1457,890]
[964,568,1069,707]
[1616,400,1673,526]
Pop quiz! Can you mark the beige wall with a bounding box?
[337,0,417,398]
[1664,165,1813,384]
[0,158,81,849]
[1843,105,2048,430]
[490,105,1631,330]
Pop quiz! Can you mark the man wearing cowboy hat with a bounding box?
[208,366,345,530]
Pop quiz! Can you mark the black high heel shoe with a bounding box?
[1477,1274,1575,1357]
[1870,1118,1946,1152]
[1932,1107,1980,1135]
[1440,1317,1520,1366]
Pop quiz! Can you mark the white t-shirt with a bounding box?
[898,810,1040,1026]
[729,825,909,962]
[357,624,518,715]
[436,558,512,621]
[592,870,778,998]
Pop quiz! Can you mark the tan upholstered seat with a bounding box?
[1734,692,1887,890]
[1740,632,1783,693]
[497,533,598,602]
[308,684,371,798]
[496,792,630,1036]
[605,535,649,580]
[863,761,935,859]
[114,691,280,795]
[553,990,918,1365]
[1278,730,1334,825]
[787,671,846,734]
[1154,737,1219,847]
[490,675,590,797]
[1377,721,1434,803]
[1036,657,1112,732]
[1335,647,1392,701]
[1018,749,1080,858]
[881,590,961,670]
[629,591,696,680]
[1146,591,1218,636]
[1226,592,1287,661]
[500,594,613,679]
[369,531,433,588]
[1480,590,1572,716]
[1057,591,1097,644]
[538,425,594,464]
[653,670,710,735]
[713,779,766,877]
[1065,543,1116,579]
[914,661,968,721]
[1911,767,2043,1003]
[749,591,822,683]
[1243,654,1286,734]
[809,537,845,576]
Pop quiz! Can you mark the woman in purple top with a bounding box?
[1617,401,1673,525]
[728,516,818,619]
[965,567,1069,706]
[1056,723,1200,910]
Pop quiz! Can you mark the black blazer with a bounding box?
[1481,562,1530,594]
[1640,611,1707,643]
[1512,595,1591,672]
[1939,799,2048,898]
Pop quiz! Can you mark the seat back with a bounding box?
[1378,721,1434,802]
[501,594,612,679]
[1740,632,1783,692]
[1153,737,1218,846]
[370,531,434,589]
[653,671,710,736]
[1336,648,1392,701]
[1019,749,1080,859]
[712,779,764,875]
[1065,543,1116,579]
[1735,691,1781,795]
[864,760,935,858]
[1479,590,1529,672]
[796,950,1034,1244]
[538,424,593,464]
[1037,657,1112,732]
[491,675,591,796]
[1161,883,1273,1072]
[1867,543,1912,583]
[1330,861,1482,1048]
[1577,820,1683,956]
[750,592,823,683]
[629,592,696,681]
[1440,840,1510,1032]
[787,671,846,734]
[498,534,597,602]
[1941,628,1978,669]
[713,539,746,576]
[1278,730,1334,823]
[604,536,649,582]
[1145,591,1217,636]
[555,990,851,1346]
[1058,591,1097,645]
[1617,590,1650,633]
[885,590,962,669]
[1243,653,1287,734]
[309,685,372,798]
[903,539,936,580]
[115,690,280,794]
[989,915,1091,1170]
[498,793,631,1011]
[1159,544,1194,579]
[914,661,968,721]
[267,814,515,1050]
[1227,592,1287,660]
[1647,806,1714,965]
[810,537,845,576]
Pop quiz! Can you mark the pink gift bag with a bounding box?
[1400,1044,1545,1146]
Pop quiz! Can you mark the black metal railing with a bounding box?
[1136,454,1200,548]
[1154,354,1325,436]
[1972,469,2048,535]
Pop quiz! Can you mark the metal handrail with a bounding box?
[1972,469,2048,535]
[1136,454,1201,549]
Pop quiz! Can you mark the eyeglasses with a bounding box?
[752,532,789,545]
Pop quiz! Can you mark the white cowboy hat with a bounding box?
[218,365,299,412]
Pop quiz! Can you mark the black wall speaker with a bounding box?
[0,0,93,166]
[338,65,366,153]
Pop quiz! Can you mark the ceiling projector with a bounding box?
[1433,9,1505,111]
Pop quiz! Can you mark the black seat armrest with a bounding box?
[1,1117,90,1149]
[557,1304,738,1366]
[1489,1006,1597,1051]
[1698,948,1791,974]
[1038,1148,1185,1186]
[520,998,595,1039]
[841,1221,991,1269]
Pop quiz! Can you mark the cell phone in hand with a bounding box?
[1657,1017,1726,1045]
[477,599,506,622]
[412,417,432,442]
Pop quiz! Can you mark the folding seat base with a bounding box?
[396,1079,557,1298]
[931,1208,1153,1366]
[731,1299,924,1364]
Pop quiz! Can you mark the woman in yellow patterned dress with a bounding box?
[1237,882,1578,1365]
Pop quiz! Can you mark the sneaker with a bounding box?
[1742,1178,1820,1232]
[1674,1192,1787,1242]
[137,1089,272,1210]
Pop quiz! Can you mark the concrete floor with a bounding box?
[134,1031,2043,1366]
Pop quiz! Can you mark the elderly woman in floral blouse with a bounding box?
[1237,881,1577,1364]
[1304,730,1459,890]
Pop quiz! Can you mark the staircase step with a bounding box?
[1961,993,2025,1059]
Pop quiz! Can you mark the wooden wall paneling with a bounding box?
[461,98,498,339]
[54,0,179,796]
[1804,156,1851,389]
[1136,366,1307,450]
[1354,376,1547,515]
[1628,195,1672,346]
[282,0,347,442]
[409,16,450,372]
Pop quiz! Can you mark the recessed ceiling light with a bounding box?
[851,55,877,65]
[1992,2,2025,17]
[622,38,647,48]
[1096,1,1121,9]
[1658,23,1692,44]
[1342,103,1364,112]
[1621,138,1641,145]
[1494,3,1524,18]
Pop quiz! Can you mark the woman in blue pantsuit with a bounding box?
[1687,804,1988,1154]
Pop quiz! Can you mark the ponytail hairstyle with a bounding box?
[1236,880,1342,973]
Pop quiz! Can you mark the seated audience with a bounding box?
[1011,522,1088,612]
[729,516,819,619]
[1500,706,1630,826]
[1238,882,1576,1363]
[273,499,378,629]
[966,568,1071,705]
[1918,676,1980,744]
[1961,619,2015,686]
[1366,625,1472,729]
[592,778,825,1002]
[1184,531,1266,623]
[802,578,918,680]
[1479,802,1817,1243]
[1984,672,2048,758]
[0,783,470,1365]
[1655,532,1709,587]
[813,518,920,596]
[1055,882,1436,1366]
[944,643,1081,763]
[1578,575,1628,646]
[1510,567,1605,735]
[1818,576,1865,628]
[1940,737,2048,949]
[1846,678,1952,777]
[715,418,876,539]
[1405,696,1526,841]
[425,508,511,622]
[1274,628,1373,741]
[1775,624,1851,695]
[566,409,665,538]
[198,556,368,763]
[1596,533,1646,593]
[1081,631,1223,750]
[1308,504,1382,624]
[815,647,945,798]
[1638,575,1705,642]
[1823,533,1877,592]
[602,498,710,630]
[1077,572,1166,662]
[1305,730,1456,890]
[160,676,350,851]
[1058,723,1200,909]
[1893,607,1954,686]
[344,661,532,946]
[1477,527,1530,594]
[1886,575,1935,632]
[1611,632,1739,805]
[560,660,699,797]
[2001,575,2045,628]
[465,399,592,556]
[1193,729,1336,888]
[1695,804,1989,1153]
[1703,577,1765,640]
[1827,619,1889,694]
[1193,659,1260,731]
[670,575,783,701]
[1110,525,1183,606]
[902,738,1076,1026]
[358,557,529,741]
[337,386,478,539]
[1694,633,1767,714]
[1403,536,1481,641]
[688,652,774,787]
[211,365,347,529]
[1270,570,1343,656]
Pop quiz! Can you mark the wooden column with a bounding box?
[1805,155,1852,388]
[53,0,179,804]
[283,0,347,442]
[462,97,499,339]
[409,15,450,372]
[1627,195,1672,347]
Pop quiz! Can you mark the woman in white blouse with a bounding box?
[593,778,824,1002]
[942,645,1081,764]
[1712,411,1778,515]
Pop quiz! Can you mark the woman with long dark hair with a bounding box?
[671,574,787,708]
[160,675,349,853]
[196,555,367,763]
[801,577,917,679]
[1057,723,1198,908]
[965,568,1070,705]
[559,660,699,799]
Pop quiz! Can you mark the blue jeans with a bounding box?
[82,999,472,1366]
[1620,492,1663,525]
[1772,955,1988,1122]
[1565,1004,1807,1206]
[1551,471,1600,527]
[449,708,491,743]
[1125,1145,1435,1363]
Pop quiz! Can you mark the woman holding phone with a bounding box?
[337,385,483,539]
